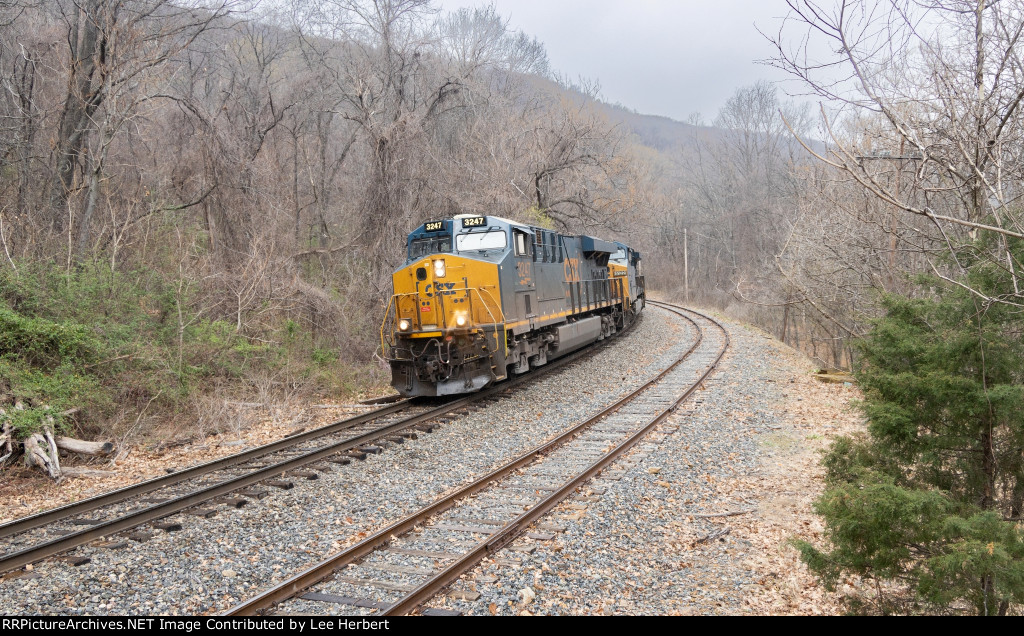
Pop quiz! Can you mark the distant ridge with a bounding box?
[595,103,705,151]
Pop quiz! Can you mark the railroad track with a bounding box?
[0,312,645,577]
[228,302,727,616]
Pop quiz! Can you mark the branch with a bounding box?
[290,241,357,260]
[927,260,1024,308]
[687,508,756,519]
[924,208,1024,240]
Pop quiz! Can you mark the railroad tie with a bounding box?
[300,592,389,610]
[153,521,182,532]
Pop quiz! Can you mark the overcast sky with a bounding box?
[436,0,802,123]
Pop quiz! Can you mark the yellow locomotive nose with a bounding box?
[387,254,499,336]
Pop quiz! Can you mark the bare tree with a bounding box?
[767,0,1024,307]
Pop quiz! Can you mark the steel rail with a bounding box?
[385,304,728,615]
[0,309,645,574]
[227,303,715,616]
[0,399,414,540]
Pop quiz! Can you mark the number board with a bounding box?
[424,220,445,232]
[461,216,486,229]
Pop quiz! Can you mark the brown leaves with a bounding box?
[727,348,862,615]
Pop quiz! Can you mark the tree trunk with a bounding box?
[76,158,102,257]
[50,0,104,232]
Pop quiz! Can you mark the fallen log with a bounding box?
[55,436,114,457]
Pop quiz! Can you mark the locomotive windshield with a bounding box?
[409,236,452,259]
[456,229,507,252]
[610,248,628,264]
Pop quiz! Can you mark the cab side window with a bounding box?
[514,230,529,257]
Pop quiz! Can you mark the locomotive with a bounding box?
[381,214,645,397]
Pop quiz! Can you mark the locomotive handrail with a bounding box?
[379,292,421,354]
[471,286,505,325]
[379,295,396,355]
[380,286,505,356]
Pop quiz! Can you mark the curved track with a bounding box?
[227,302,727,616]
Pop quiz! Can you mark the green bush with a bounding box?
[0,258,383,442]
[798,282,1024,615]
[0,307,100,366]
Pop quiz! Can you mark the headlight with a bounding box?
[398,319,410,331]
[433,259,446,278]
[455,314,467,327]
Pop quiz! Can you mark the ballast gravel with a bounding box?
[0,308,695,615]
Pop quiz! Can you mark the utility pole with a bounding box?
[684,227,689,304]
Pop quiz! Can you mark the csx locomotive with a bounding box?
[381,215,645,397]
